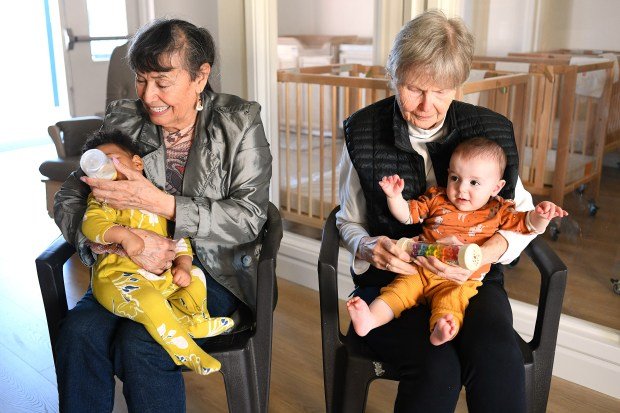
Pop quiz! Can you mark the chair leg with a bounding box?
[340,357,377,413]
[324,346,348,413]
[219,341,269,413]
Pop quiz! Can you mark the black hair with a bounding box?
[128,18,216,92]
[82,129,141,157]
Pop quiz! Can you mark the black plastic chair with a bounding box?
[36,202,282,413]
[318,206,567,413]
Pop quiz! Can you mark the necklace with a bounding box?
[164,123,195,145]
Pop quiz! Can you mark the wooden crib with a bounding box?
[508,50,620,154]
[277,64,529,228]
[472,56,614,209]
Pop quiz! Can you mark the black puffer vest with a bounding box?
[344,96,519,287]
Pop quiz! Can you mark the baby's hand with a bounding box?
[535,201,568,220]
[171,266,191,287]
[379,174,405,198]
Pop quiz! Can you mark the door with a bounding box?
[0,0,71,149]
[58,0,145,117]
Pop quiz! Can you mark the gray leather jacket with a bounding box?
[54,91,272,311]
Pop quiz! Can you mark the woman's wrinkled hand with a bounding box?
[81,158,164,213]
[357,235,417,274]
[87,241,127,257]
[413,235,471,284]
[126,228,177,274]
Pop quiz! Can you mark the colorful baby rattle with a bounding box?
[396,238,482,271]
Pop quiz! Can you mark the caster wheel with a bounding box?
[549,223,560,241]
[611,279,620,295]
[507,256,520,268]
[588,200,598,216]
[575,184,587,196]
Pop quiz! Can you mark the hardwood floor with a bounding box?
[1,144,618,412]
[505,165,620,330]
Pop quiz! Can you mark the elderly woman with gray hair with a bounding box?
[337,10,534,412]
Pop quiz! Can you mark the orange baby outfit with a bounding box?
[379,187,534,331]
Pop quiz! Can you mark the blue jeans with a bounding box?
[55,259,240,413]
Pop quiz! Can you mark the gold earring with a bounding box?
[196,95,204,111]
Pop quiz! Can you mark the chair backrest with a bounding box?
[48,117,104,159]
[106,42,137,107]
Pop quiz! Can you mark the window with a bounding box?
[86,0,127,61]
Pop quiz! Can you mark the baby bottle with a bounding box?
[80,149,117,180]
[396,238,482,271]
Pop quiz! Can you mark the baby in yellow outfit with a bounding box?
[81,130,233,375]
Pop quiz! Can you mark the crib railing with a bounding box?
[508,51,620,154]
[277,64,391,228]
[473,57,614,207]
[277,64,529,229]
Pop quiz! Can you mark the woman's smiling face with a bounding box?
[135,52,210,133]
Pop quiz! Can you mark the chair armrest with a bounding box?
[47,125,66,158]
[318,206,344,345]
[255,202,283,334]
[35,236,76,353]
[523,237,568,353]
[49,116,103,158]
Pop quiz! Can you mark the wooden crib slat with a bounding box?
[589,67,614,200]
[551,68,577,207]
[495,86,509,116]
[513,82,528,175]
[331,85,337,210]
[307,83,313,219]
[285,83,291,212]
[296,83,302,215]
[532,75,551,190]
[319,85,325,222]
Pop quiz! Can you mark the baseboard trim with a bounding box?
[277,230,620,398]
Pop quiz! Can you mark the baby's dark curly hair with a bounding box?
[81,129,141,156]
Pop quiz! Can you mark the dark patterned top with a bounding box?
[163,123,195,195]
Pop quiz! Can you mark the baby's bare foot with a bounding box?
[347,297,375,337]
[430,314,458,346]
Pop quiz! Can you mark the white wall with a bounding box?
[548,0,620,51]
[488,0,536,55]
[278,0,374,37]
[464,0,537,56]
[471,0,620,55]
[536,0,572,52]
[153,0,247,98]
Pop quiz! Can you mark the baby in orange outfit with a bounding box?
[347,137,568,345]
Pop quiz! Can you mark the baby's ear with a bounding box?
[132,155,144,172]
[492,179,506,196]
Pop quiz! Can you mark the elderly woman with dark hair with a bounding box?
[54,18,272,412]
[337,10,534,412]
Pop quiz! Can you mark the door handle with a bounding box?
[64,28,129,51]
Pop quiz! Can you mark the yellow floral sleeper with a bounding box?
[82,194,233,375]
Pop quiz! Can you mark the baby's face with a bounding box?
[446,154,505,211]
[96,143,143,180]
